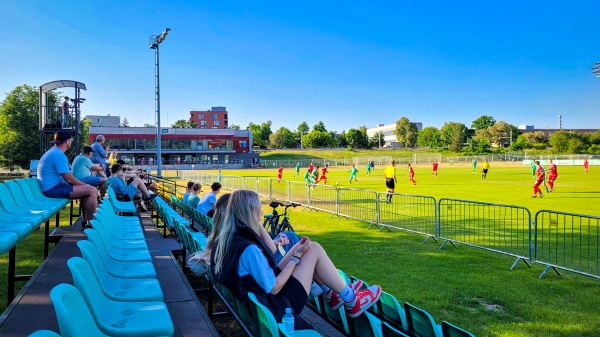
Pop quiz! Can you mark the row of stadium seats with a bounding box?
[0,178,69,305]
[28,191,175,337]
[156,190,477,337]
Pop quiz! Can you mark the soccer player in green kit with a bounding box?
[349,165,359,184]
[366,162,372,175]
[294,162,301,177]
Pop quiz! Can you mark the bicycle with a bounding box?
[262,201,299,238]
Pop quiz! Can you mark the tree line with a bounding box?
[1,85,599,169]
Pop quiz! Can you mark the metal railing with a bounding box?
[534,210,600,279]
[176,170,600,280]
[438,199,532,269]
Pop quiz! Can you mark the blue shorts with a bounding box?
[42,183,74,199]
[125,184,139,199]
[79,176,102,187]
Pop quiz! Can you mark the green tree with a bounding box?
[394,117,418,148]
[297,121,310,134]
[171,118,197,128]
[369,131,385,148]
[440,122,467,152]
[510,134,532,151]
[589,131,600,145]
[228,124,241,130]
[338,130,348,148]
[260,121,273,144]
[248,122,266,148]
[80,117,92,147]
[121,117,130,127]
[548,131,570,153]
[417,126,441,148]
[269,127,297,148]
[345,128,369,149]
[143,123,155,127]
[471,115,496,130]
[313,121,327,133]
[0,85,48,169]
[303,130,334,148]
[487,121,514,147]
[523,131,547,146]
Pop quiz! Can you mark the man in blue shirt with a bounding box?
[91,135,109,176]
[37,130,98,228]
[197,182,222,218]
[72,145,108,199]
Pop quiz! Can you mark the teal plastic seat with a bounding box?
[28,330,62,337]
[6,180,62,214]
[25,178,69,207]
[96,207,140,227]
[0,221,34,240]
[247,292,321,337]
[95,211,141,230]
[377,291,408,331]
[107,187,137,214]
[350,311,384,337]
[67,256,163,302]
[84,229,151,262]
[66,258,174,337]
[89,220,148,251]
[0,232,18,255]
[94,213,144,240]
[49,283,110,337]
[16,179,66,209]
[0,198,44,230]
[382,321,411,337]
[441,321,475,337]
[0,183,52,221]
[77,240,157,279]
[404,302,442,337]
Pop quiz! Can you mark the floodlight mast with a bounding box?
[149,28,171,177]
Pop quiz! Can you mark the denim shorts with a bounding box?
[42,183,74,198]
[79,176,102,187]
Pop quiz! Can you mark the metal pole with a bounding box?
[155,43,162,177]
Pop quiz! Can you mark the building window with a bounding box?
[240,140,247,147]
[214,120,220,126]
[200,120,207,126]
[212,114,218,119]
[199,114,204,119]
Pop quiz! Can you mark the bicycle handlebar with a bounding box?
[269,201,300,209]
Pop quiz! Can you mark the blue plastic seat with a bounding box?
[50,283,109,337]
[84,229,151,262]
[77,240,157,279]
[90,218,145,240]
[89,220,148,251]
[68,256,163,302]
[6,180,62,214]
[67,258,174,337]
[404,302,442,337]
[0,183,52,221]
[106,187,137,214]
[0,221,34,241]
[24,178,69,207]
[28,330,62,337]
[96,207,140,227]
[0,232,18,255]
[16,179,66,209]
[382,321,411,337]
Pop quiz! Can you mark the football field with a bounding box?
[176,162,600,336]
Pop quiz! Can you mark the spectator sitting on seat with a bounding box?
[197,182,222,218]
[186,183,202,209]
[209,190,382,329]
[107,163,157,207]
[71,145,108,199]
[37,130,98,229]
[183,181,194,204]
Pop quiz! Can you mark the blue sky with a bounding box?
[1,0,599,133]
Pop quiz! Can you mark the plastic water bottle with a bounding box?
[282,308,294,335]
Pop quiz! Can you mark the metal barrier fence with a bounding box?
[377,193,438,243]
[534,210,600,279]
[174,171,600,280]
[438,198,532,269]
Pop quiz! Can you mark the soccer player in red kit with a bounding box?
[317,164,329,184]
[532,161,544,198]
[432,161,439,177]
[308,162,314,174]
[408,163,417,185]
[277,165,283,184]
[547,159,558,192]
[583,158,589,174]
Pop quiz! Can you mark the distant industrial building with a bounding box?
[84,114,120,127]
[190,107,228,129]
[366,122,423,148]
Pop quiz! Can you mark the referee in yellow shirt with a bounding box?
[481,159,490,180]
[383,160,397,203]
